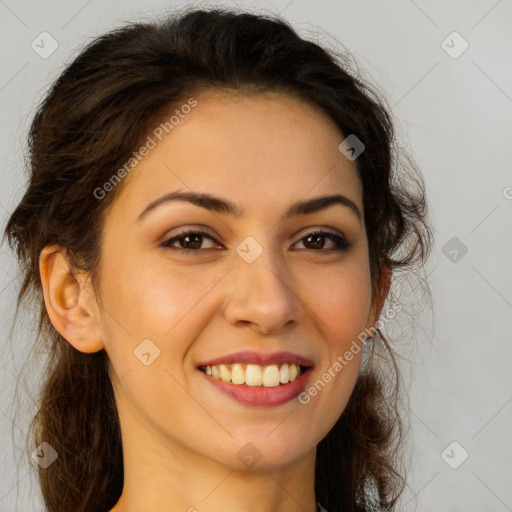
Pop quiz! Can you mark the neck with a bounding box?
[109,409,318,512]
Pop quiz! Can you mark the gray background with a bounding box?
[1,0,511,511]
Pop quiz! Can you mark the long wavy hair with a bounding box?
[3,6,433,512]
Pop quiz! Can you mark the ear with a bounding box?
[365,265,392,337]
[39,244,105,353]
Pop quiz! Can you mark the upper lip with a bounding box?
[197,351,315,368]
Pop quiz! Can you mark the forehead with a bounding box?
[111,89,363,221]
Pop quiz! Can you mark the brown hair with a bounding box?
[3,7,433,512]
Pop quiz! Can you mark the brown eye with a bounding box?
[161,229,352,255]
[161,229,222,253]
[293,231,351,252]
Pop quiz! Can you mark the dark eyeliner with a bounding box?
[160,229,352,254]
[296,230,352,252]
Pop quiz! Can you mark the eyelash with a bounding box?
[161,228,352,255]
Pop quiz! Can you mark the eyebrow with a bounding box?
[137,190,362,223]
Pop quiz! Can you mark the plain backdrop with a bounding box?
[1,1,511,511]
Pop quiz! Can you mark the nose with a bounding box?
[222,246,304,335]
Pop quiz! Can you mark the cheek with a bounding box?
[302,262,372,347]
[298,261,370,416]
[101,249,201,332]
[99,249,227,375]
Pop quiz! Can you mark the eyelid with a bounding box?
[160,225,351,254]
[162,225,346,243]
[160,227,222,249]
[297,226,346,239]
[160,225,219,242]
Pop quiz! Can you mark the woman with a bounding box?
[3,7,433,512]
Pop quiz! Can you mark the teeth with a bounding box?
[203,363,304,387]
[231,363,245,385]
[246,364,263,386]
[289,363,298,382]
[279,364,290,384]
[219,364,231,382]
[262,364,280,387]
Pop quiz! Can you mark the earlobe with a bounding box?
[39,244,105,353]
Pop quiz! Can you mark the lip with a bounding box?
[200,366,313,408]
[197,351,315,368]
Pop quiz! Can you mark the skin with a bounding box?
[39,90,390,512]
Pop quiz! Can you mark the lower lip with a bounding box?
[200,368,313,408]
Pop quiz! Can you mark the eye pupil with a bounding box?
[182,234,202,249]
[306,234,325,249]
[163,229,349,254]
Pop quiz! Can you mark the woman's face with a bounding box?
[96,90,381,471]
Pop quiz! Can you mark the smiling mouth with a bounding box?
[198,363,310,388]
